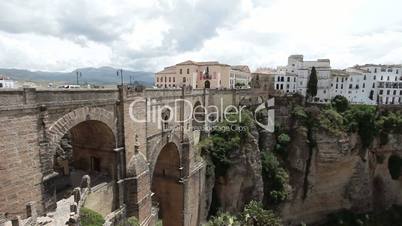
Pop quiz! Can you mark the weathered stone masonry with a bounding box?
[0,86,267,225]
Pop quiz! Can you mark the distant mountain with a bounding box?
[0,67,154,86]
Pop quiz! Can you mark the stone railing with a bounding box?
[66,175,91,226]
[1,202,38,226]
[103,205,127,226]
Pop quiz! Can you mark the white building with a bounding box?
[357,65,402,105]
[274,55,331,102]
[0,75,15,88]
[272,55,402,105]
[230,65,251,88]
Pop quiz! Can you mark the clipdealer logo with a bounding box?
[128,97,275,132]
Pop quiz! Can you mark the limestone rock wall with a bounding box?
[282,129,402,225]
[210,122,264,214]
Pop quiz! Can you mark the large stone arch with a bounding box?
[42,107,117,212]
[151,141,184,226]
[148,132,183,178]
[47,107,116,158]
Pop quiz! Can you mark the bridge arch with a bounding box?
[151,141,184,226]
[48,107,116,156]
[149,133,183,177]
[44,107,118,214]
[126,151,153,224]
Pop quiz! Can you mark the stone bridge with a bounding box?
[0,86,270,226]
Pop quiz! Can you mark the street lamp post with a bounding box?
[76,71,82,85]
[117,69,123,85]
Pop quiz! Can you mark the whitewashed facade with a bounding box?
[0,75,15,89]
[272,55,402,105]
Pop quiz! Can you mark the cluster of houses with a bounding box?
[155,55,402,105]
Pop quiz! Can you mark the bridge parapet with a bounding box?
[0,88,119,109]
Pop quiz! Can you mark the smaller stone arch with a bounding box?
[126,152,152,223]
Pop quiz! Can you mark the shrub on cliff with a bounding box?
[80,207,105,226]
[261,151,289,204]
[206,212,238,226]
[377,112,402,134]
[343,105,378,148]
[205,201,283,226]
[199,110,254,176]
[319,109,345,135]
[331,95,349,113]
[240,201,282,226]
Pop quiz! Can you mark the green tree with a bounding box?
[331,95,349,113]
[306,66,318,101]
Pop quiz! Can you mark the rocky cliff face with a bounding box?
[281,126,402,225]
[203,102,402,226]
[208,121,264,215]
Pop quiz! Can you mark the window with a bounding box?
[169,77,171,82]
[364,75,366,80]
[156,77,159,82]
[183,77,186,83]
[372,83,375,88]
[336,77,339,82]
[173,77,175,82]
[164,77,167,82]
[287,84,289,89]
[374,75,376,80]
[336,84,338,89]
[397,69,399,74]
[381,76,383,80]
[363,83,365,88]
[374,68,377,73]
[341,78,344,82]
[276,84,279,89]
[380,90,383,95]
[387,76,390,81]
[281,77,284,82]
[187,68,190,74]
[349,84,352,89]
[400,90,402,95]
[287,77,290,82]
[179,69,183,74]
[394,90,397,95]
[294,77,296,82]
[341,84,343,89]
[387,90,390,95]
[280,84,283,90]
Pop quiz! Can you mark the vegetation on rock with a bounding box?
[80,207,105,226]
[331,95,349,113]
[205,201,282,226]
[199,110,254,177]
[325,205,402,226]
[261,151,289,205]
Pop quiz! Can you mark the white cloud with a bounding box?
[0,0,401,73]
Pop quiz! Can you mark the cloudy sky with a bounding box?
[0,0,402,73]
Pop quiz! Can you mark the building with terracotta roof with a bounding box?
[154,60,251,89]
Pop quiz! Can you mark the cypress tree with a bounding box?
[307,66,318,100]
